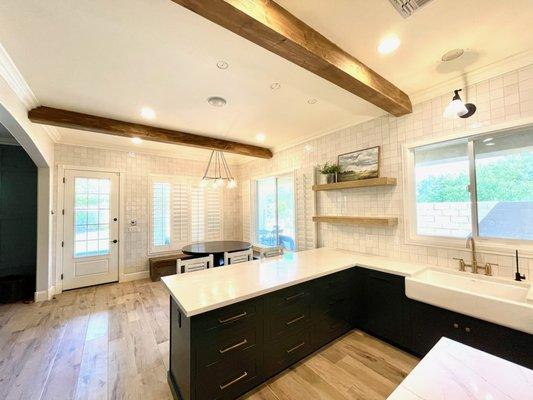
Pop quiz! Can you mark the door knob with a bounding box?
[111,239,118,244]
[453,323,459,329]
[113,218,118,221]
[465,327,471,333]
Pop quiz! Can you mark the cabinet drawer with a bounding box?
[197,351,261,400]
[267,301,311,339]
[265,282,312,309]
[195,298,262,333]
[265,329,313,377]
[197,323,262,368]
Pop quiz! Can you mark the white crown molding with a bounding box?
[0,42,61,143]
[410,50,533,105]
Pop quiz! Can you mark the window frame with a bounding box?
[251,169,298,251]
[402,119,533,256]
[148,174,224,255]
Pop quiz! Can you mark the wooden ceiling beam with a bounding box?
[28,106,273,159]
[171,0,412,116]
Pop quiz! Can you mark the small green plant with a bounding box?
[319,162,341,174]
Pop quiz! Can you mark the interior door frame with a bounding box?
[55,165,125,293]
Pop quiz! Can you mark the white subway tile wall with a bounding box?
[54,147,241,274]
[237,65,533,281]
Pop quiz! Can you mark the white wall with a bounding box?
[238,64,533,281]
[53,145,242,279]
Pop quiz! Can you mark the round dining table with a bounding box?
[181,240,252,267]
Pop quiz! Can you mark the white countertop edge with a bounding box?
[164,261,358,318]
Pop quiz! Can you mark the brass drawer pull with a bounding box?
[286,342,305,354]
[285,314,305,326]
[219,339,248,354]
[218,311,247,324]
[285,292,306,301]
[219,371,248,390]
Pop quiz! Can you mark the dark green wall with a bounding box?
[0,144,37,283]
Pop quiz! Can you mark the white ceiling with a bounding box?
[0,0,532,163]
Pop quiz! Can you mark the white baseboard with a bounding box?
[120,271,150,282]
[34,285,57,302]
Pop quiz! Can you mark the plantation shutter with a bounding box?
[171,181,189,249]
[151,181,171,251]
[190,185,205,242]
[205,188,223,240]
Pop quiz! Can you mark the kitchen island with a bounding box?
[161,248,533,400]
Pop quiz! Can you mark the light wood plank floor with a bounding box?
[0,279,418,400]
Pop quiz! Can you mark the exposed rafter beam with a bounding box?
[171,0,412,116]
[28,106,273,159]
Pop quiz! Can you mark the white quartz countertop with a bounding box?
[161,247,427,317]
[387,337,533,400]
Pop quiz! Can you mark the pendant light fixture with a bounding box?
[200,150,237,189]
[443,89,476,119]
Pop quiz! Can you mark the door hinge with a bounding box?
[61,241,64,247]
[62,209,65,215]
[63,177,65,183]
[61,274,63,280]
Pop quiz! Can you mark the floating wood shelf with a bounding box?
[312,216,398,227]
[312,177,397,191]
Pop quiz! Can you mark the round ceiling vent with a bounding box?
[441,48,464,62]
[207,96,227,107]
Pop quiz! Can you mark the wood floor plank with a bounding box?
[0,279,418,400]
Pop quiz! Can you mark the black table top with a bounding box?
[182,240,252,255]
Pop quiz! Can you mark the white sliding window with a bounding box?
[406,126,533,247]
[150,175,223,253]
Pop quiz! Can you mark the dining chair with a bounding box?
[253,245,284,259]
[177,254,214,274]
[224,249,253,265]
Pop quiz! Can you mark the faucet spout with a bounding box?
[466,235,478,273]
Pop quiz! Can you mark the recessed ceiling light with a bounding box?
[140,107,156,120]
[483,137,493,143]
[128,152,136,158]
[207,96,227,107]
[304,144,312,152]
[441,48,464,62]
[256,133,266,142]
[378,36,400,54]
[485,142,495,146]
[131,137,143,145]
[216,60,229,70]
[270,82,281,90]
[307,98,318,104]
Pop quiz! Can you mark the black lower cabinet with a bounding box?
[356,268,411,350]
[169,268,356,400]
[169,266,533,400]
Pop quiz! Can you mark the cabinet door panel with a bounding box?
[408,300,461,356]
[359,269,408,347]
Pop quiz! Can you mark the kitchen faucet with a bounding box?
[454,235,496,276]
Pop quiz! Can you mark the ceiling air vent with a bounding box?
[388,0,434,18]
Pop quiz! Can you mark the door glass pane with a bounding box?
[256,177,277,246]
[474,130,533,240]
[74,177,112,257]
[414,139,471,238]
[277,174,295,251]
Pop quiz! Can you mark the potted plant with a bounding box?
[319,162,341,184]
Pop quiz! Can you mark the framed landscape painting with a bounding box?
[337,146,380,182]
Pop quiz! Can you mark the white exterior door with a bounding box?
[62,169,120,290]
